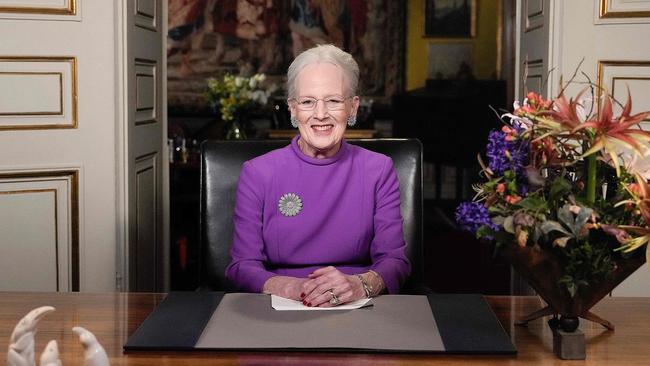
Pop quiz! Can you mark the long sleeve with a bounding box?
[369,158,411,294]
[225,161,276,292]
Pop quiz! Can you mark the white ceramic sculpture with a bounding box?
[39,340,62,366]
[72,327,109,366]
[7,306,55,366]
[7,307,109,366]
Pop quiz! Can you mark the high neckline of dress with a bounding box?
[291,135,348,165]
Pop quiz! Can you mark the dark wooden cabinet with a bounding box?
[170,161,201,290]
[393,80,507,165]
[393,80,511,295]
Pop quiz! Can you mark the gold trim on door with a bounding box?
[0,0,76,15]
[0,71,64,116]
[0,56,77,130]
[599,0,650,18]
[0,170,79,291]
[597,60,650,120]
[0,188,60,290]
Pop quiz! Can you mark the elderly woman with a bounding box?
[225,44,410,307]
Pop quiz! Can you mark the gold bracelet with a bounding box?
[367,270,384,296]
[356,274,372,298]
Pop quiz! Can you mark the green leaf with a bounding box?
[559,275,578,298]
[517,195,548,211]
[532,224,543,243]
[558,204,574,228]
[540,220,571,236]
[491,216,506,226]
[549,176,572,202]
[503,216,515,234]
[488,205,507,215]
[573,207,593,238]
[566,282,577,297]
[507,181,518,193]
[476,225,496,239]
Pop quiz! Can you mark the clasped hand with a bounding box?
[263,266,365,307]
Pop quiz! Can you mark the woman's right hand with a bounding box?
[262,276,307,300]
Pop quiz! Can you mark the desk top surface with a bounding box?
[1,292,648,365]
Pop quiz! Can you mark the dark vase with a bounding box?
[500,244,646,330]
[225,118,247,140]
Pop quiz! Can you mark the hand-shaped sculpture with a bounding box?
[7,306,55,366]
[40,340,62,366]
[72,327,109,366]
[7,306,109,366]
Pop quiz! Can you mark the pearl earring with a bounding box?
[347,116,357,127]
[290,116,298,128]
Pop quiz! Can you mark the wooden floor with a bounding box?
[1,292,648,365]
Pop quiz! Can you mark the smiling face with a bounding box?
[289,63,359,159]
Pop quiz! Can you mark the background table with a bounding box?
[1,292,649,365]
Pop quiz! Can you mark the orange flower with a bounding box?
[505,195,521,204]
[617,174,650,265]
[496,183,506,194]
[628,183,641,196]
[526,91,551,110]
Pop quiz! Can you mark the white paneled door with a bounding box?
[0,1,167,292]
[118,0,168,292]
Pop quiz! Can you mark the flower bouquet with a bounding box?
[205,73,275,139]
[456,85,650,330]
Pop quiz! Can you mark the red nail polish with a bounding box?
[307,302,312,307]
[302,300,307,305]
[300,293,305,298]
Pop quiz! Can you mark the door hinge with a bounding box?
[116,272,123,291]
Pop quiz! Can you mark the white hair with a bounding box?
[286,44,360,98]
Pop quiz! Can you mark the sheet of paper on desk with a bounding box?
[271,295,373,310]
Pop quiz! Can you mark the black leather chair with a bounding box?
[199,139,424,293]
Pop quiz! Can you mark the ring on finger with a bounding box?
[328,289,340,305]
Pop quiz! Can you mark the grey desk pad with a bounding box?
[195,293,444,351]
[123,291,516,354]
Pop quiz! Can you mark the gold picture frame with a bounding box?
[599,0,650,18]
[0,0,76,15]
[424,0,478,38]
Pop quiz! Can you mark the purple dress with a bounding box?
[225,136,411,293]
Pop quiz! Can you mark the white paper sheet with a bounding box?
[271,295,373,311]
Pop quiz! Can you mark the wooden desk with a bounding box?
[1,292,648,365]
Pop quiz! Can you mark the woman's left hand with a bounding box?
[300,266,366,307]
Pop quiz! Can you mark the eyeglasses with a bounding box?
[290,96,351,111]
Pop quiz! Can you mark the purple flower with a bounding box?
[456,202,499,233]
[518,181,530,197]
[486,130,529,176]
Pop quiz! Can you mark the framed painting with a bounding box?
[167,0,406,114]
[427,43,473,80]
[424,0,477,38]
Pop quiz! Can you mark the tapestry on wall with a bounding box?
[167,0,405,114]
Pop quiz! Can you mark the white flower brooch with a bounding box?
[278,193,302,217]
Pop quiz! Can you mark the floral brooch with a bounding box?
[278,193,302,217]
